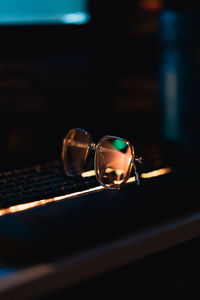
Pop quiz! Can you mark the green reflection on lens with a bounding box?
[112,139,127,151]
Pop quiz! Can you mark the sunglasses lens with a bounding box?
[95,137,132,189]
[62,128,91,176]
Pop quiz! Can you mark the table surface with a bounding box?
[0,162,199,299]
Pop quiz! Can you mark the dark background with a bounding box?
[0,0,200,170]
[0,1,200,298]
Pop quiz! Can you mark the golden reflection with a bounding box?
[0,186,104,217]
[82,167,172,180]
[113,180,125,185]
[141,167,172,179]
[127,176,136,183]
[0,167,172,217]
[81,170,96,177]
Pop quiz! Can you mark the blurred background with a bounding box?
[0,0,200,170]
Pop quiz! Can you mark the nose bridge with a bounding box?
[90,142,96,151]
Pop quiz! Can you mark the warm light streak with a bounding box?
[127,176,136,183]
[82,167,172,181]
[113,180,124,185]
[81,170,96,178]
[141,167,172,179]
[0,186,104,217]
[0,167,172,217]
[54,186,104,201]
[82,168,125,178]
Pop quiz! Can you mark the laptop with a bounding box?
[0,137,199,298]
[0,0,200,298]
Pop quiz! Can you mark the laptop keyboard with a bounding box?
[0,140,180,209]
[0,161,98,208]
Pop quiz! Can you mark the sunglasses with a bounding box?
[62,128,142,190]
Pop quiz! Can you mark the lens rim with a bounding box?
[94,135,134,190]
[62,128,92,176]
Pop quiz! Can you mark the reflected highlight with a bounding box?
[82,167,172,180]
[141,167,172,179]
[0,186,104,217]
[81,170,96,177]
[0,167,172,217]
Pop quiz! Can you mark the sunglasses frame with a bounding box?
[62,128,141,190]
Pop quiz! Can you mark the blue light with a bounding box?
[160,10,177,24]
[160,11,181,141]
[0,267,16,278]
[62,12,90,25]
[0,12,90,25]
[0,0,90,25]
[159,11,178,42]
